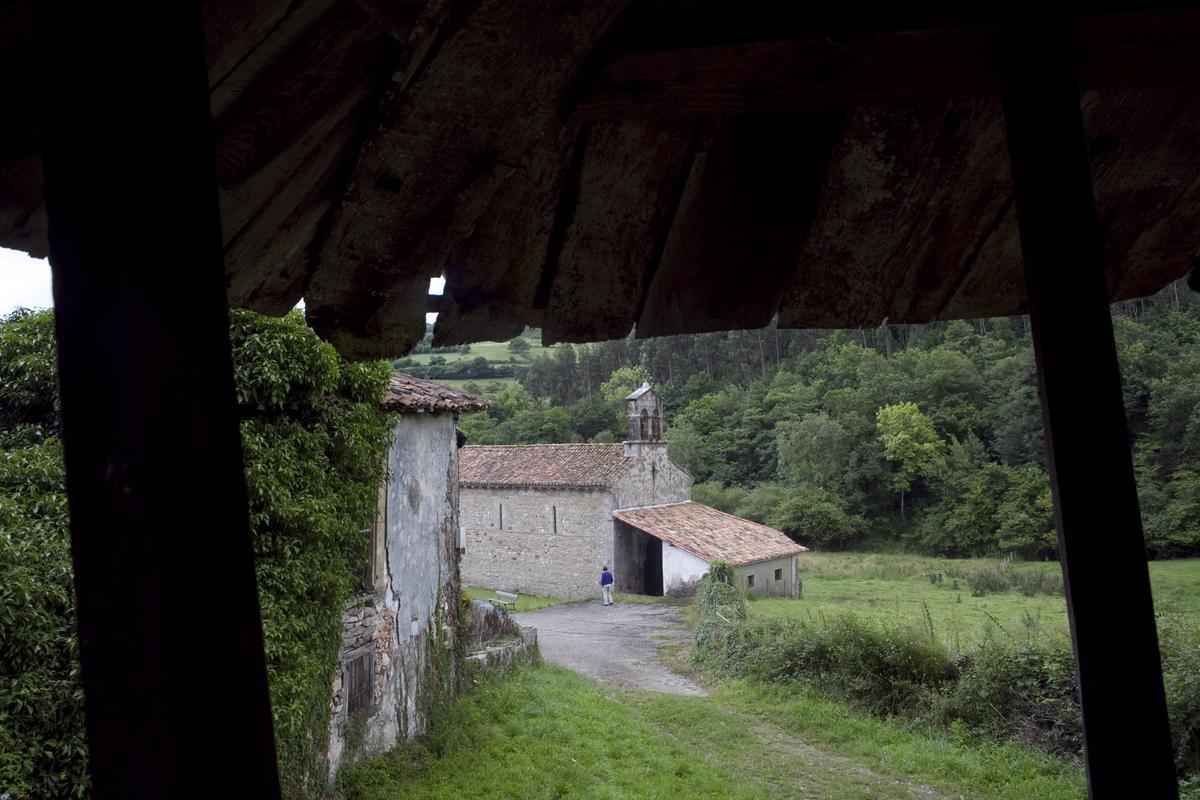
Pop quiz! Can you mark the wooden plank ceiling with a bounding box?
[2,1,1199,358]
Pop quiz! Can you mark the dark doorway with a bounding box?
[643,536,663,596]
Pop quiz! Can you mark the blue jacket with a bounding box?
[600,570,614,586]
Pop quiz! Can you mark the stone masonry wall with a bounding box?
[735,555,800,598]
[327,412,463,780]
[612,442,692,510]
[460,486,611,598]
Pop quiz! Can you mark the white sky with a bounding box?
[0,247,53,315]
[0,246,445,325]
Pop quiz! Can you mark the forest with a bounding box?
[456,280,1200,559]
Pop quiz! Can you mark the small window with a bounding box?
[774,568,783,581]
[552,505,557,533]
[499,503,503,530]
[746,575,755,588]
[346,647,374,714]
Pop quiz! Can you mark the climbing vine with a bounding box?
[0,309,393,799]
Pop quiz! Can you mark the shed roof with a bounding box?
[381,373,489,415]
[613,501,808,566]
[3,6,1198,359]
[459,443,633,489]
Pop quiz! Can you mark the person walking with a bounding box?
[600,566,614,606]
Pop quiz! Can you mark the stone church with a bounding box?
[460,384,806,598]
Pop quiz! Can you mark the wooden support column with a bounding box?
[1002,32,1178,800]
[33,4,281,799]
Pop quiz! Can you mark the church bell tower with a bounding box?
[624,382,665,457]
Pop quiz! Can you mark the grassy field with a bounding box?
[464,586,668,612]
[340,664,1085,800]
[403,338,553,366]
[746,552,1200,651]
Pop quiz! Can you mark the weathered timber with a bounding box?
[542,119,699,344]
[1003,31,1178,800]
[574,8,1200,121]
[433,125,580,347]
[32,1,280,797]
[637,112,841,338]
[214,0,396,312]
[779,100,1016,329]
[306,0,633,359]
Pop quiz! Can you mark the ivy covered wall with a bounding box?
[0,309,396,799]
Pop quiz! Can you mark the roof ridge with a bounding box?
[461,442,623,449]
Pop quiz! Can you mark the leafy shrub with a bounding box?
[0,440,88,799]
[1009,568,1064,597]
[748,614,958,716]
[933,633,1082,754]
[1159,613,1200,778]
[967,567,1009,596]
[1,309,392,799]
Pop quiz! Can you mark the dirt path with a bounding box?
[517,599,965,800]
[513,600,706,695]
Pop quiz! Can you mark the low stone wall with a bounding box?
[467,627,539,673]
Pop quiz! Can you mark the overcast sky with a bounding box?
[0,247,443,324]
[0,247,52,315]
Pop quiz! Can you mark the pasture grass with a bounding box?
[403,339,552,366]
[338,665,759,800]
[341,663,1085,800]
[747,552,1200,650]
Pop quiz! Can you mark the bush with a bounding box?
[1,309,393,799]
[1009,568,1064,597]
[1159,613,1200,778]
[966,567,1009,596]
[0,439,88,799]
[757,615,958,716]
[933,633,1082,755]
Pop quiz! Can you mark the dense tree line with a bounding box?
[460,281,1200,559]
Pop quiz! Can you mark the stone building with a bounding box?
[325,374,487,779]
[460,384,806,598]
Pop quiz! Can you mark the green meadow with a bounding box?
[748,552,1200,650]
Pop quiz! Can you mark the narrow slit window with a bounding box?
[774,568,783,581]
[499,503,503,530]
[552,505,557,533]
[746,575,755,588]
[346,647,373,714]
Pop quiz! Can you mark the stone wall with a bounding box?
[735,555,800,598]
[326,412,464,780]
[460,486,611,598]
[612,442,692,510]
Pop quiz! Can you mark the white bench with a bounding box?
[489,590,519,612]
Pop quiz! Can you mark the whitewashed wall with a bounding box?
[661,542,709,592]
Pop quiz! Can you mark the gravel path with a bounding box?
[513,600,706,696]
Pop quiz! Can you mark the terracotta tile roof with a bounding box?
[459,444,633,489]
[613,501,808,566]
[382,373,490,414]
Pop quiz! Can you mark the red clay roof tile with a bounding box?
[613,501,808,566]
[382,372,490,414]
[459,443,633,489]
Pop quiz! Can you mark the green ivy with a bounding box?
[0,309,393,799]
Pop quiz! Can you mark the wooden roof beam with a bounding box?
[573,8,1200,121]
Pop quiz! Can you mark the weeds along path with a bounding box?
[628,691,963,800]
[513,600,706,695]
[516,600,967,800]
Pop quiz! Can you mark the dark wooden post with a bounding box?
[1002,31,1178,800]
[33,4,281,798]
